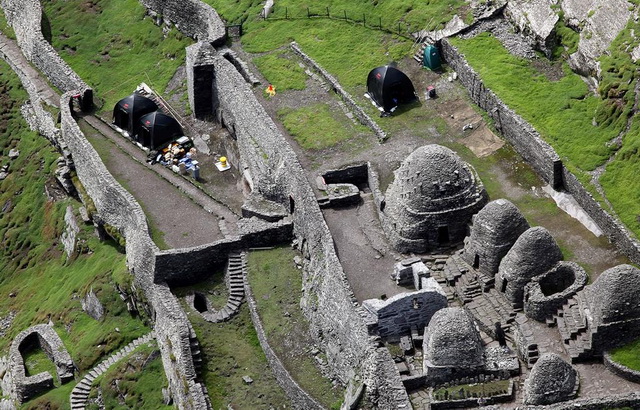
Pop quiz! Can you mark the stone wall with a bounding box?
[440,38,562,189]
[8,324,74,404]
[0,0,92,110]
[245,279,324,409]
[603,352,640,384]
[290,42,388,142]
[209,50,410,408]
[59,93,209,409]
[525,392,640,409]
[441,38,640,265]
[523,262,587,322]
[155,218,293,286]
[139,0,226,45]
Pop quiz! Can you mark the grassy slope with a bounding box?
[610,338,640,371]
[42,0,192,111]
[450,33,617,173]
[187,304,290,409]
[0,59,149,408]
[247,247,343,408]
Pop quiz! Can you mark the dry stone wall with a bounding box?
[290,42,387,142]
[139,0,226,45]
[1,0,92,110]
[209,50,410,408]
[59,93,209,409]
[441,38,640,264]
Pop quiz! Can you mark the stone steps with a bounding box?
[69,331,156,409]
[198,252,247,324]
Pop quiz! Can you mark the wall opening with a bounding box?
[289,195,295,214]
[193,293,208,313]
[500,279,508,293]
[473,254,480,269]
[437,226,449,244]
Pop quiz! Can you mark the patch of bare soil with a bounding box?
[531,57,565,81]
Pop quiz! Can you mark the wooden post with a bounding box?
[363,13,366,27]
[285,7,288,19]
[326,7,330,17]
[379,17,382,29]
[344,10,347,20]
[307,7,310,18]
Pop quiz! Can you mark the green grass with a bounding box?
[278,103,357,150]
[432,379,511,400]
[186,303,290,409]
[450,33,618,172]
[23,349,59,380]
[0,56,148,409]
[200,0,265,25]
[610,338,640,371]
[87,343,171,410]
[254,51,308,91]
[247,247,344,408]
[242,19,412,89]
[42,0,192,110]
[261,0,468,33]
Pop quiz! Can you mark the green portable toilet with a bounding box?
[423,45,441,71]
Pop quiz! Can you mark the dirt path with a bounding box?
[80,117,226,249]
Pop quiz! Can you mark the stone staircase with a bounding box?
[197,251,246,323]
[69,331,155,409]
[552,293,595,362]
[433,254,515,337]
[413,42,428,64]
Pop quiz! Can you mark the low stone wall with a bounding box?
[603,352,640,384]
[525,392,640,409]
[209,50,410,407]
[441,38,640,265]
[440,39,561,188]
[139,0,225,45]
[523,262,588,322]
[245,280,324,409]
[8,324,74,404]
[290,42,388,142]
[1,0,92,110]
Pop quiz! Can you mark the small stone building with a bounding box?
[462,198,530,277]
[585,264,640,351]
[496,226,563,308]
[524,353,579,405]
[362,278,448,340]
[382,145,488,253]
[423,307,484,384]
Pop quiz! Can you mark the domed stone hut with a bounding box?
[382,145,487,253]
[524,353,578,405]
[585,264,640,351]
[496,226,562,308]
[423,307,484,383]
[462,198,530,277]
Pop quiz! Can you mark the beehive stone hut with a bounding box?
[423,307,484,383]
[462,198,530,277]
[383,145,487,253]
[585,264,640,351]
[524,353,578,405]
[496,226,562,308]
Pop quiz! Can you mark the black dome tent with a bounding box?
[366,66,417,113]
[113,93,158,136]
[136,112,183,150]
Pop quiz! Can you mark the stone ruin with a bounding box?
[7,324,74,404]
[381,144,488,253]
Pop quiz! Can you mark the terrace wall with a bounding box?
[1,0,93,110]
[208,48,410,408]
[441,38,640,264]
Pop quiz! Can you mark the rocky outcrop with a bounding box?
[81,289,104,321]
[505,0,559,56]
[561,0,632,78]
